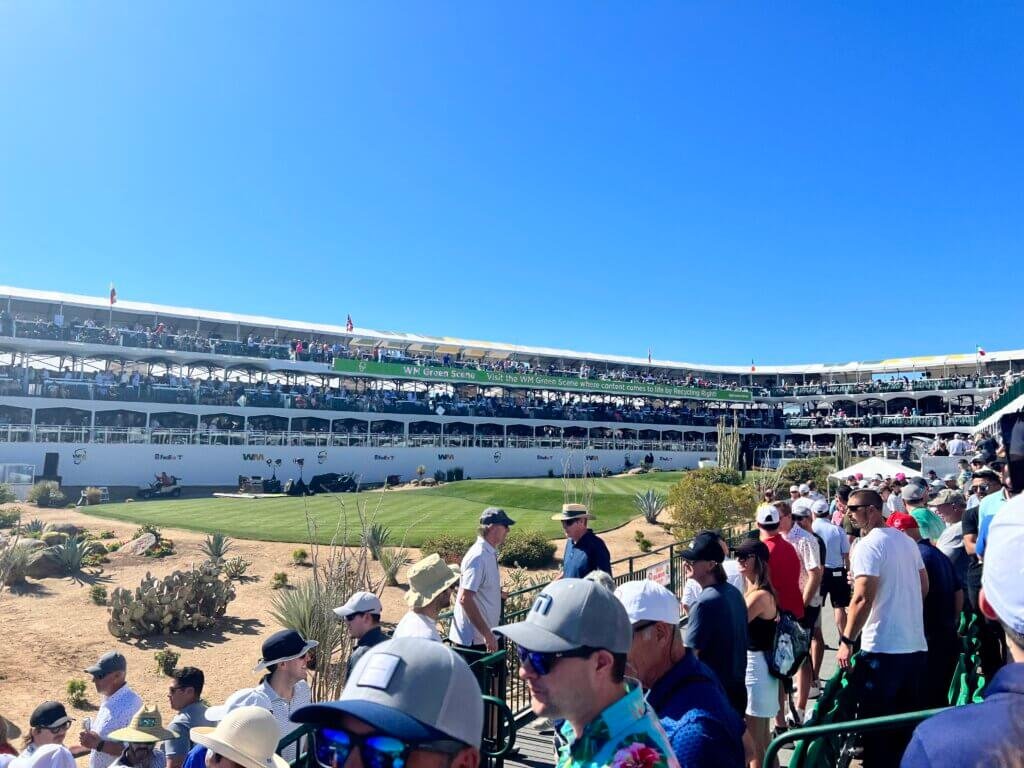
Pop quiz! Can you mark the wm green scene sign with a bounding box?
[333,358,753,402]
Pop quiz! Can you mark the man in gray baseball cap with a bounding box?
[290,638,482,768]
[449,508,515,653]
[79,652,142,768]
[494,579,677,768]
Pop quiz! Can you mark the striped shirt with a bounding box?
[258,679,310,761]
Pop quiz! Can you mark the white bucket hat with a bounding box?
[191,707,289,768]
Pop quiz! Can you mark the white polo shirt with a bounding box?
[91,685,143,768]
[449,536,501,646]
[257,678,310,761]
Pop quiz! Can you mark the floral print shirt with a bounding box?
[556,681,681,768]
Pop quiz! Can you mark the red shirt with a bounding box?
[763,533,805,619]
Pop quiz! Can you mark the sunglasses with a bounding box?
[314,726,464,768]
[44,723,71,734]
[972,484,990,493]
[736,553,754,562]
[560,518,582,528]
[516,645,597,676]
[847,504,873,512]
[342,611,367,622]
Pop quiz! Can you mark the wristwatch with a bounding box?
[97,740,106,752]
[839,635,854,647]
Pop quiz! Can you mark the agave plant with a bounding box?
[52,535,91,575]
[378,547,410,587]
[201,532,233,562]
[634,489,667,524]
[361,523,392,561]
[22,518,46,534]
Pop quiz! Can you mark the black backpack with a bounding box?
[767,610,811,679]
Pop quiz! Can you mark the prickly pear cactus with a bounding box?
[107,563,236,638]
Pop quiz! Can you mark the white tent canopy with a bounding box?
[829,457,921,481]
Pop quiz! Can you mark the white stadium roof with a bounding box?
[2,284,1021,377]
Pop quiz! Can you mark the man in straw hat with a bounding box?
[105,705,174,768]
[253,630,318,761]
[291,638,483,768]
[179,690,272,768]
[553,504,610,579]
[394,554,460,642]
[450,507,516,653]
[190,708,288,768]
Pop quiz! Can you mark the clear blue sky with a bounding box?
[1,3,1021,366]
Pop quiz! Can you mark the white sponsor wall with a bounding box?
[0,443,708,487]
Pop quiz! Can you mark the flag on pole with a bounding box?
[648,348,652,365]
[751,359,756,373]
[976,345,986,357]
[346,314,354,332]
[109,283,117,305]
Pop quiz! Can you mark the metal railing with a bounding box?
[786,413,978,429]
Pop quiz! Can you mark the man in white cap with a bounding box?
[334,592,387,677]
[291,638,483,768]
[553,504,611,579]
[190,708,288,768]
[252,630,318,761]
[450,508,516,653]
[180,691,272,768]
[614,580,744,767]
[394,554,459,642]
[901,490,1024,767]
[495,579,679,768]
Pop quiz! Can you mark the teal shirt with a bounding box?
[556,681,681,768]
[908,505,946,542]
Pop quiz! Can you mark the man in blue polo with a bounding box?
[614,579,744,767]
[554,504,611,579]
[901,492,1024,767]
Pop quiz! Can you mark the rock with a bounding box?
[627,467,647,475]
[25,549,65,579]
[15,539,47,553]
[49,522,83,536]
[420,477,437,486]
[83,541,108,557]
[41,531,69,546]
[121,533,157,556]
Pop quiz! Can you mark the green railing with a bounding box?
[763,708,949,768]
[974,377,1024,426]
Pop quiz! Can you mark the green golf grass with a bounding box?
[85,472,686,546]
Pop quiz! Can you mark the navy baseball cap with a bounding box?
[84,651,127,677]
[479,508,516,527]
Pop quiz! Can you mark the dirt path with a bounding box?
[0,505,676,733]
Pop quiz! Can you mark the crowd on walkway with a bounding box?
[2,417,1022,768]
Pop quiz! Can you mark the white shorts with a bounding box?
[745,650,780,718]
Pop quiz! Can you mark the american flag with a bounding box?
[346,314,354,332]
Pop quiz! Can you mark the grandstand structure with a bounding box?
[0,285,1021,490]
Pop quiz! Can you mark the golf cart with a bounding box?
[138,474,183,499]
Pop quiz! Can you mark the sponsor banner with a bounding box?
[646,559,671,586]
[333,358,752,403]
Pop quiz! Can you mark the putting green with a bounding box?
[86,472,685,546]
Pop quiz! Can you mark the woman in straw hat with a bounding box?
[190,708,288,768]
[392,554,460,642]
[106,706,173,768]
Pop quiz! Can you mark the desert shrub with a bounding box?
[498,530,556,568]
[83,487,104,505]
[0,484,17,505]
[90,585,108,605]
[221,555,252,580]
[107,563,236,638]
[66,679,88,707]
[634,530,654,553]
[416,465,427,479]
[41,531,68,547]
[361,524,391,561]
[634,489,667,524]
[106,541,121,552]
[1,540,32,585]
[154,649,180,676]
[97,530,116,539]
[777,458,833,495]
[28,481,65,508]
[82,553,109,567]
[291,548,309,566]
[145,539,175,558]
[692,466,743,486]
[379,547,410,587]
[421,533,474,564]
[547,468,555,478]
[0,505,20,527]
[201,532,233,561]
[272,571,289,589]
[51,536,91,575]
[433,470,445,483]
[132,523,162,542]
[668,470,757,541]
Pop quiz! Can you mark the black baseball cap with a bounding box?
[30,701,73,729]
[681,531,725,563]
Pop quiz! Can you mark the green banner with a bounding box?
[332,358,753,402]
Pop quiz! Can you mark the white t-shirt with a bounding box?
[393,610,441,642]
[850,527,927,654]
[682,561,746,610]
[783,525,823,607]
